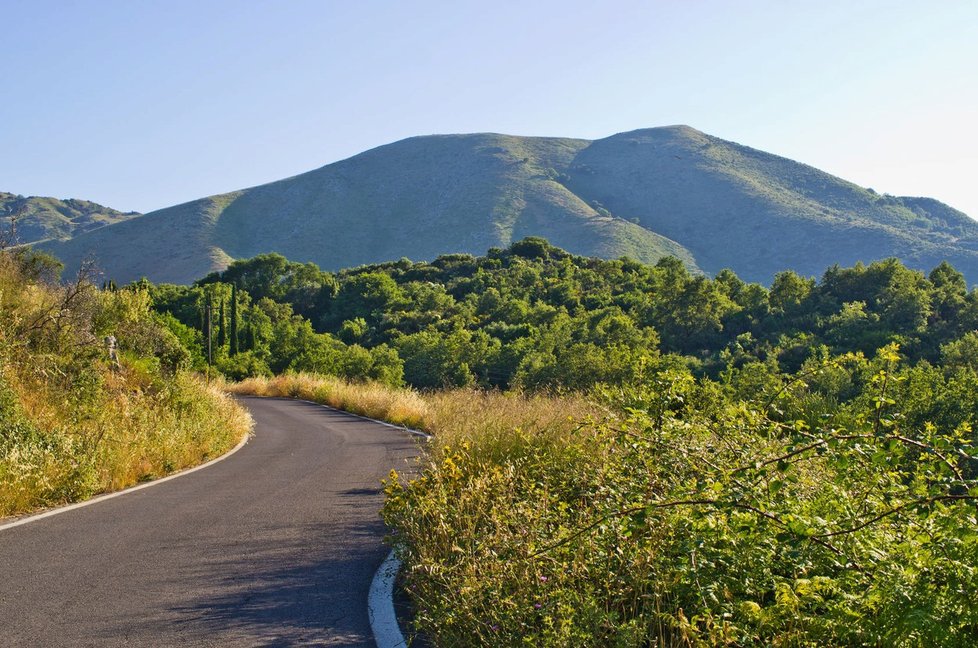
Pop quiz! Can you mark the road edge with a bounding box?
[292,397,433,440]
[0,430,251,533]
[369,550,408,648]
[285,397,425,648]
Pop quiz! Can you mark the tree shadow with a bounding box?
[125,518,390,646]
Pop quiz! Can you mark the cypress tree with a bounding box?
[205,297,213,366]
[230,283,239,356]
[218,298,227,348]
[201,300,208,342]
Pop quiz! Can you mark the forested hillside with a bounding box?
[148,237,978,393]
[38,126,978,285]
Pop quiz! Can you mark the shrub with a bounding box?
[383,347,978,646]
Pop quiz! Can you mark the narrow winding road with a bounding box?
[0,397,420,647]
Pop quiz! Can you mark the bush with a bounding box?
[383,347,978,646]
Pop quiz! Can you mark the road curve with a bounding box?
[0,397,420,647]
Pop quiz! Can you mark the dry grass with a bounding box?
[227,373,430,429]
[0,368,252,517]
[95,375,251,490]
[227,373,599,450]
[0,251,253,517]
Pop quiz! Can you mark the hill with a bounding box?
[37,126,978,284]
[0,192,137,245]
[563,126,978,282]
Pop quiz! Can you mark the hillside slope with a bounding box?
[563,126,978,281]
[0,192,137,245]
[38,126,977,284]
[40,134,694,284]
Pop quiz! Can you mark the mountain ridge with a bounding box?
[0,192,138,245]
[33,125,977,284]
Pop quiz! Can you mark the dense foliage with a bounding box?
[0,249,250,516]
[383,341,978,645]
[152,238,978,395]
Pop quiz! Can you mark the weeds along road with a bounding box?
[0,397,420,647]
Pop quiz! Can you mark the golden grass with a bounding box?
[97,376,251,490]
[0,370,252,517]
[0,252,253,517]
[228,373,431,429]
[227,373,599,454]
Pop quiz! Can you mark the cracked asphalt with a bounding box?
[0,397,420,647]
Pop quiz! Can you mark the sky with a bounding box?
[2,0,976,217]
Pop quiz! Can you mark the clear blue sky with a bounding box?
[2,0,976,217]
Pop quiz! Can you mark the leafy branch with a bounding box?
[529,498,850,565]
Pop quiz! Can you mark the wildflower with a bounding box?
[534,603,542,609]
[539,575,548,582]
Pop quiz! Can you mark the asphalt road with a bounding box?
[0,397,421,647]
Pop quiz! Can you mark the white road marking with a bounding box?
[369,550,408,648]
[293,398,432,440]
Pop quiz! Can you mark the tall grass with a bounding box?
[228,373,431,430]
[227,373,597,444]
[0,251,252,517]
[0,372,250,516]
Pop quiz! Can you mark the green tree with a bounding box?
[217,299,226,349]
[229,283,239,356]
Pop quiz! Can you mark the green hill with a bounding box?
[0,192,137,245]
[563,126,978,282]
[37,126,978,284]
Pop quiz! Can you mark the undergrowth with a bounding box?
[228,357,978,645]
[380,352,978,646]
[227,373,596,441]
[0,250,251,517]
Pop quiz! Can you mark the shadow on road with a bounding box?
[130,518,388,646]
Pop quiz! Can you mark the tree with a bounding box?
[229,283,239,356]
[769,270,814,314]
[217,299,226,348]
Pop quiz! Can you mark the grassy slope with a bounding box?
[212,133,694,272]
[565,126,978,282]
[41,194,240,284]
[0,253,252,516]
[38,126,976,285]
[39,134,697,284]
[0,192,137,245]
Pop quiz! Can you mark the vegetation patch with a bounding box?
[227,372,595,442]
[0,249,251,517]
[383,346,978,646]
